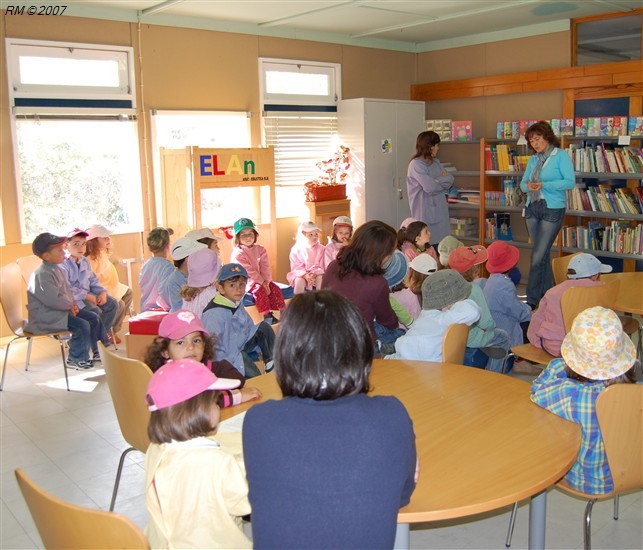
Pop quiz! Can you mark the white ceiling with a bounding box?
[60,0,641,52]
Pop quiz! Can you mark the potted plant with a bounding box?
[304,145,350,202]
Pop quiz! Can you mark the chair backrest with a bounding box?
[0,262,28,334]
[15,468,149,549]
[596,384,643,494]
[15,255,42,286]
[98,342,152,454]
[551,252,582,286]
[560,280,620,332]
[442,323,470,364]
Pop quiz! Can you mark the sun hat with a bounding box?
[185,228,223,242]
[217,263,249,283]
[85,224,112,240]
[567,253,612,279]
[561,306,636,380]
[158,310,207,339]
[170,237,207,261]
[298,221,321,234]
[400,217,421,230]
[32,233,67,256]
[437,236,464,267]
[486,240,520,274]
[333,216,353,227]
[233,218,257,236]
[448,245,488,274]
[67,228,89,239]
[145,358,241,412]
[187,248,220,287]
[409,254,438,275]
[421,270,472,310]
[384,251,408,288]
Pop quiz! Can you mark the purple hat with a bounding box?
[145,359,241,411]
[187,248,220,287]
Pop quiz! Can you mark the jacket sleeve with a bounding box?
[232,247,265,285]
[61,262,86,305]
[288,245,308,282]
[408,158,453,195]
[258,246,272,283]
[372,278,400,330]
[390,296,413,327]
[32,268,74,310]
[542,150,576,191]
[439,299,481,328]
[520,156,537,190]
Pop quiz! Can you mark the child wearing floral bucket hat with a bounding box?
[531,306,637,494]
[143,358,252,549]
[230,218,285,324]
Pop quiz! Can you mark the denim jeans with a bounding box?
[83,295,119,345]
[76,308,103,354]
[524,200,566,307]
[67,313,91,362]
[242,322,276,378]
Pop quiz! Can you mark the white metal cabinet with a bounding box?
[338,98,425,228]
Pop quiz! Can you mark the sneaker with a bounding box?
[92,351,101,363]
[378,342,396,355]
[66,358,93,370]
[263,313,279,325]
[264,360,274,373]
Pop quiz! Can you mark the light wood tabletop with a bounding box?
[221,359,581,549]
[600,272,643,316]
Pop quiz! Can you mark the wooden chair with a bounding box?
[98,342,152,511]
[0,262,71,392]
[15,254,42,286]
[442,323,469,364]
[506,384,642,549]
[507,280,621,373]
[15,468,149,549]
[551,252,582,286]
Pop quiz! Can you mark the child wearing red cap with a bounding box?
[483,241,531,348]
[144,358,251,549]
[144,310,261,407]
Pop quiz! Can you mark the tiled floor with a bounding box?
[1,337,641,549]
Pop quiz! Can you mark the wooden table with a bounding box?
[221,360,580,550]
[600,272,643,315]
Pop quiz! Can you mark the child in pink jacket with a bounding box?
[323,216,353,269]
[287,221,325,294]
[230,218,285,325]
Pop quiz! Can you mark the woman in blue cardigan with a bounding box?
[520,121,575,308]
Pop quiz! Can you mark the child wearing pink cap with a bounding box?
[179,248,220,317]
[483,241,531,348]
[144,358,252,549]
[323,216,353,269]
[287,221,325,294]
[531,307,637,494]
[397,218,440,266]
[144,309,261,407]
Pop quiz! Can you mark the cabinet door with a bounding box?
[364,101,399,228]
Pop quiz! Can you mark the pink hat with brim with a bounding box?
[400,217,421,230]
[158,310,207,339]
[561,307,636,380]
[146,359,241,411]
[486,240,520,274]
[85,224,112,240]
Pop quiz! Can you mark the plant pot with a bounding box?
[308,184,347,202]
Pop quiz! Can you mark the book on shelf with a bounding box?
[628,116,643,137]
[485,212,513,241]
[484,144,529,171]
[446,189,480,205]
[452,121,473,142]
[565,183,642,215]
[450,216,478,238]
[562,220,643,256]
[564,143,643,175]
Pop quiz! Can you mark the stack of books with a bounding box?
[450,217,478,239]
[566,184,641,215]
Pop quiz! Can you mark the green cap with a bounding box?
[233,218,257,236]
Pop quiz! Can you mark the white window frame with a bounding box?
[5,38,136,115]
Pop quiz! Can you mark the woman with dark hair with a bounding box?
[407,130,456,247]
[242,290,417,549]
[322,220,402,352]
[520,121,575,308]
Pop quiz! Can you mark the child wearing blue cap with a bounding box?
[202,263,275,378]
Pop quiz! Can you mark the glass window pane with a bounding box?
[153,112,251,148]
[265,71,329,96]
[19,56,121,87]
[576,14,641,66]
[16,119,143,238]
[200,187,268,227]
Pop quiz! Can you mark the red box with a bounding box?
[128,310,168,335]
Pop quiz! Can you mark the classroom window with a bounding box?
[260,58,341,218]
[572,12,642,66]
[6,39,140,240]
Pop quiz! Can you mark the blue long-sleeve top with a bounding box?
[483,273,531,347]
[61,255,107,309]
[519,147,575,209]
[158,268,186,313]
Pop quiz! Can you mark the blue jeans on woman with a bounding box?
[524,200,566,308]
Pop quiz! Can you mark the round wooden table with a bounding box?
[221,359,581,550]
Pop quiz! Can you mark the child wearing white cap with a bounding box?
[287,221,325,294]
[528,253,612,357]
[531,306,637,494]
[323,216,353,269]
[144,358,251,549]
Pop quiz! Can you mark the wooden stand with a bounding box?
[306,198,351,243]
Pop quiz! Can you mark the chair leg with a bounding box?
[110,446,137,512]
[583,498,596,550]
[110,329,119,351]
[25,338,34,371]
[57,337,70,392]
[505,501,518,547]
[613,494,619,520]
[0,340,15,391]
[502,352,515,375]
